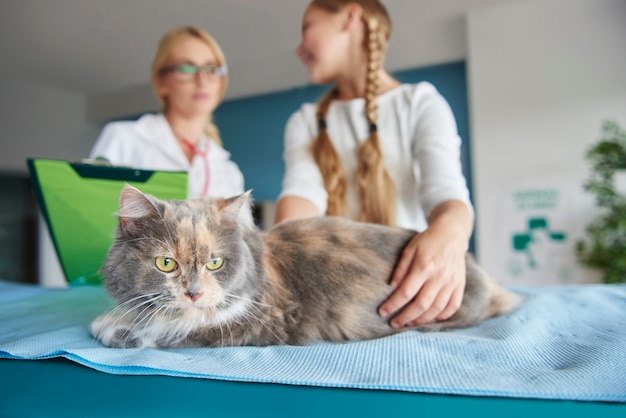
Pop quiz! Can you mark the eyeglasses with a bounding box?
[159,63,228,81]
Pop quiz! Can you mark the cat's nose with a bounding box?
[185,291,204,302]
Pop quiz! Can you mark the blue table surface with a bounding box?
[1,358,624,418]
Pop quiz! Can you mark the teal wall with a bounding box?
[215,60,472,202]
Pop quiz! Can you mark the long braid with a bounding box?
[310,88,346,216]
[355,16,396,225]
[308,0,395,224]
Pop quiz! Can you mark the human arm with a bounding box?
[378,83,475,327]
[378,199,473,327]
[274,107,327,224]
[274,196,321,223]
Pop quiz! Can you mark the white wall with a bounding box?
[86,83,157,123]
[467,0,626,285]
[0,78,100,174]
[0,78,101,286]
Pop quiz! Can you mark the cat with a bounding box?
[90,185,522,348]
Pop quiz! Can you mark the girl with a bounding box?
[90,26,244,200]
[275,0,475,329]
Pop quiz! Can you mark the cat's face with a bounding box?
[101,185,256,324]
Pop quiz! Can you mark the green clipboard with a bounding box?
[27,158,188,286]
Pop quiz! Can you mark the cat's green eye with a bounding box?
[206,257,224,271]
[155,256,178,272]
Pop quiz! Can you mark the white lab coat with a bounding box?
[89,113,245,199]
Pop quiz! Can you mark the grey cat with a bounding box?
[90,185,522,348]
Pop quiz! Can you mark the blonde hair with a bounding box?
[309,0,396,225]
[151,26,228,146]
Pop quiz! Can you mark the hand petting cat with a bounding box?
[379,200,473,328]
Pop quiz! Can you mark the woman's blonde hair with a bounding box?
[151,26,228,146]
[309,0,396,225]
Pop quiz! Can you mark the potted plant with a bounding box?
[576,120,626,284]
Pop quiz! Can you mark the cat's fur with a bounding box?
[90,185,522,348]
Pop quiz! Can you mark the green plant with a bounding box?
[575,120,626,284]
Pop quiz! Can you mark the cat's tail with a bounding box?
[415,257,523,332]
[483,275,524,318]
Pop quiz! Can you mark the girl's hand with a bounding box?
[378,200,473,328]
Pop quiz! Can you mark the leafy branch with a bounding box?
[575,120,626,284]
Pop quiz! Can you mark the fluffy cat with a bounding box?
[90,185,521,348]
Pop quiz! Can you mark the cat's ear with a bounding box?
[219,190,254,229]
[118,184,160,231]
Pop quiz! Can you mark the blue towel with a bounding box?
[0,280,624,402]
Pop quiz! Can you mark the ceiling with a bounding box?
[0,0,519,100]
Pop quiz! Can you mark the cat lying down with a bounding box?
[90,185,522,348]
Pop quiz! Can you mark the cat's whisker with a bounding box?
[105,294,165,338]
[123,300,164,345]
[116,295,164,319]
[114,293,162,311]
[103,293,162,321]
[154,305,185,345]
[211,297,246,347]
[130,301,178,346]
[216,319,225,348]
[223,320,235,347]
[224,293,275,310]
[141,303,169,333]
[238,306,287,345]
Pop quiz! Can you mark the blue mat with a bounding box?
[0,280,624,402]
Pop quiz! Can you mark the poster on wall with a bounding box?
[497,178,601,286]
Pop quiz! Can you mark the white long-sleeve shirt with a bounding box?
[89,113,245,199]
[279,82,473,231]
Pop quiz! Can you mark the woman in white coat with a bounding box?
[90,26,245,199]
